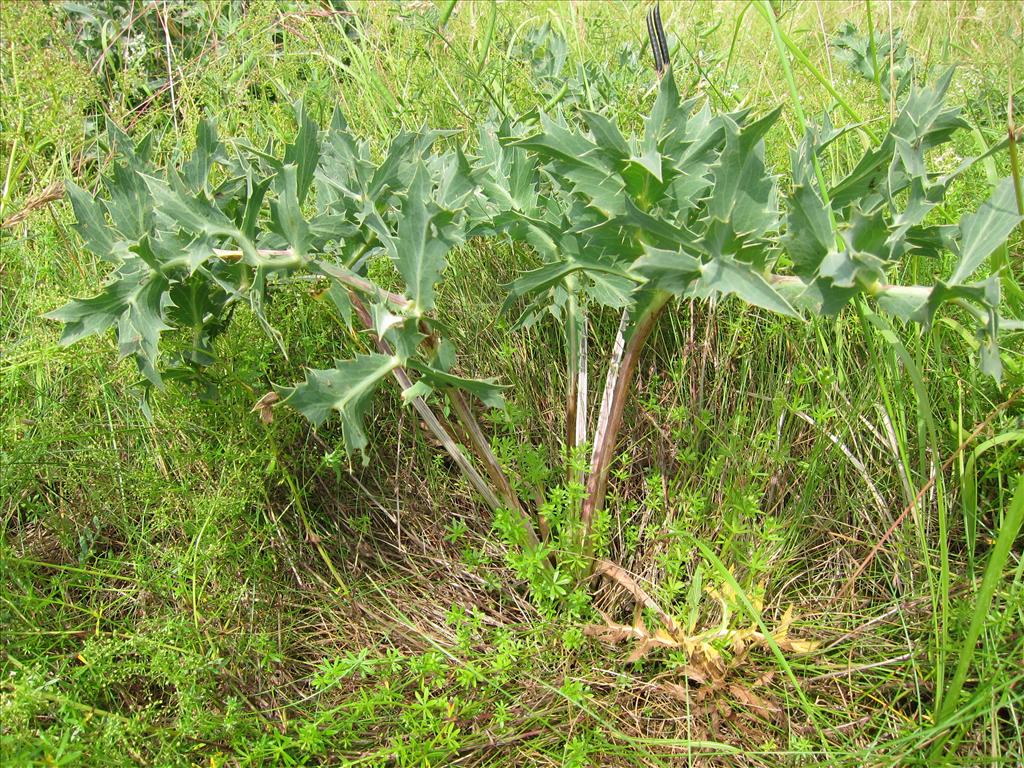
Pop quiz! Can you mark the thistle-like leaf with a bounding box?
[692,257,798,318]
[473,118,538,219]
[147,172,238,240]
[581,110,631,162]
[633,246,702,294]
[950,178,1023,284]
[513,112,603,168]
[104,162,154,241]
[66,181,118,260]
[283,103,320,205]
[706,109,781,239]
[277,354,399,456]
[388,163,462,313]
[501,258,636,314]
[270,164,311,259]
[405,359,506,409]
[182,119,224,194]
[45,264,172,386]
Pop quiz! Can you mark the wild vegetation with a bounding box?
[2,2,1022,766]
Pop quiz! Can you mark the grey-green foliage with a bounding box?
[46,70,1020,462]
[785,70,1018,378]
[45,107,500,459]
[831,20,915,100]
[512,21,646,115]
[480,70,1018,378]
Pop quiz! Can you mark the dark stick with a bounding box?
[647,8,664,75]
[653,4,670,72]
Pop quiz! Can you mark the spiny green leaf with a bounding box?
[829,70,967,211]
[501,258,635,313]
[270,164,310,259]
[116,275,173,386]
[104,117,151,169]
[618,196,698,250]
[405,359,505,409]
[632,246,702,294]
[828,139,893,212]
[951,178,1023,284]
[645,70,698,156]
[145,229,216,274]
[435,145,478,210]
[831,20,915,100]
[783,174,833,276]
[625,135,663,185]
[377,310,424,360]
[283,103,320,205]
[474,119,538,217]
[240,175,271,240]
[892,69,967,150]
[146,172,238,240]
[512,112,603,169]
[182,119,223,194]
[324,282,353,328]
[581,110,630,160]
[277,354,399,457]
[368,129,451,200]
[44,265,172,386]
[692,256,799,318]
[389,163,461,313]
[318,109,373,203]
[45,272,139,345]
[66,181,118,260]
[584,270,634,308]
[706,109,781,238]
[104,162,153,241]
[168,277,227,330]
[556,160,626,216]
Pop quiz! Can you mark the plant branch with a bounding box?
[211,249,411,307]
[346,292,507,516]
[580,293,670,560]
[576,310,589,447]
[314,258,411,308]
[1008,73,1023,216]
[564,294,588,484]
[446,387,542,549]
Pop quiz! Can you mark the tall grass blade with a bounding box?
[932,473,1024,755]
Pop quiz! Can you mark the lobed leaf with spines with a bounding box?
[46,102,500,451]
[276,354,399,454]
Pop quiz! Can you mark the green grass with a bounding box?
[2,1,1023,765]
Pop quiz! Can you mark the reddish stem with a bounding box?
[580,296,669,559]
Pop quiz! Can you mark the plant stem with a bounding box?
[565,297,579,473]
[1007,74,1024,215]
[580,292,670,560]
[575,312,588,448]
[314,258,411,308]
[476,0,496,73]
[437,0,457,29]
[864,0,883,104]
[446,387,539,543]
[347,292,517,527]
[564,294,588,484]
[212,250,411,308]
[755,1,876,140]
